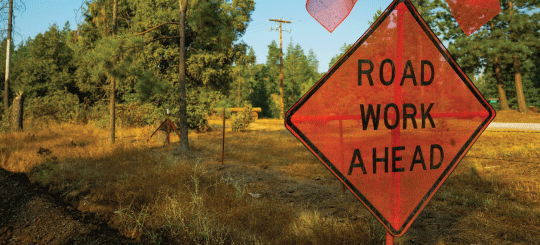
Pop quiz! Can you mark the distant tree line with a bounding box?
[0,0,538,139]
[222,38,322,119]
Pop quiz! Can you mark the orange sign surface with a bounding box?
[285,0,495,236]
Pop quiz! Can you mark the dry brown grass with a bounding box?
[492,110,540,123]
[1,117,539,244]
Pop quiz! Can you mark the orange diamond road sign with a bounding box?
[285,0,495,237]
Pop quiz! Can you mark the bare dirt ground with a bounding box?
[0,168,138,244]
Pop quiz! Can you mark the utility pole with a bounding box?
[269,18,291,120]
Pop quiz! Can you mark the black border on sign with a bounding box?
[285,0,495,236]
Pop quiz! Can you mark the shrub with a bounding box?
[186,87,221,132]
[0,111,10,132]
[26,90,82,124]
[116,102,165,128]
[231,103,254,132]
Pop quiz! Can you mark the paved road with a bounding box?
[487,122,540,131]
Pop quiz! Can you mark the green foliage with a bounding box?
[248,64,273,118]
[11,23,79,102]
[283,39,321,112]
[115,102,165,128]
[328,43,352,70]
[0,110,10,132]
[186,87,222,132]
[434,0,540,109]
[26,90,82,124]
[231,103,254,132]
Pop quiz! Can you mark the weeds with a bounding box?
[0,114,539,244]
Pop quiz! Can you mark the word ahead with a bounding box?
[348,144,444,175]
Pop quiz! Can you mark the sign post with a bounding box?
[286,0,495,239]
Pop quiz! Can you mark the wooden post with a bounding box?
[222,108,225,165]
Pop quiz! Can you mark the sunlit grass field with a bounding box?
[0,111,539,244]
[492,109,540,123]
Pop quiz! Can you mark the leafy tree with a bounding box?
[248,64,273,118]
[283,39,320,112]
[12,24,77,100]
[434,0,540,111]
[72,0,254,146]
[228,45,256,108]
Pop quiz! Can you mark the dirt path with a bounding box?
[487,122,540,131]
[0,168,139,245]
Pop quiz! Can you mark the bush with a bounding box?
[231,103,254,132]
[186,87,221,132]
[0,111,10,132]
[116,102,165,128]
[26,90,82,124]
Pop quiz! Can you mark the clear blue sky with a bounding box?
[13,0,394,73]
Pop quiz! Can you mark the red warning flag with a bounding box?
[306,0,358,33]
[445,0,501,36]
[306,0,501,36]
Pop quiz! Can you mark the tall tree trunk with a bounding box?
[109,0,118,144]
[178,0,189,151]
[489,21,510,110]
[512,54,527,112]
[509,1,527,113]
[4,0,13,117]
[109,76,116,144]
[11,91,22,132]
[494,56,510,110]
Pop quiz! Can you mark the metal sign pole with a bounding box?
[386,232,394,245]
[166,109,170,145]
[222,108,226,165]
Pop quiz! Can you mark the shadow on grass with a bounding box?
[402,164,540,244]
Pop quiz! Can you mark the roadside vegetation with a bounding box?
[492,109,540,123]
[0,110,539,244]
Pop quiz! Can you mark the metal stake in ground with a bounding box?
[222,108,226,165]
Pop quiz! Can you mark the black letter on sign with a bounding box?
[400,60,417,86]
[410,145,426,171]
[373,147,389,174]
[380,59,395,86]
[402,104,417,129]
[421,60,434,86]
[430,144,444,169]
[360,104,381,130]
[384,103,400,129]
[359,59,374,86]
[422,103,436,128]
[348,149,367,175]
[392,146,405,172]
